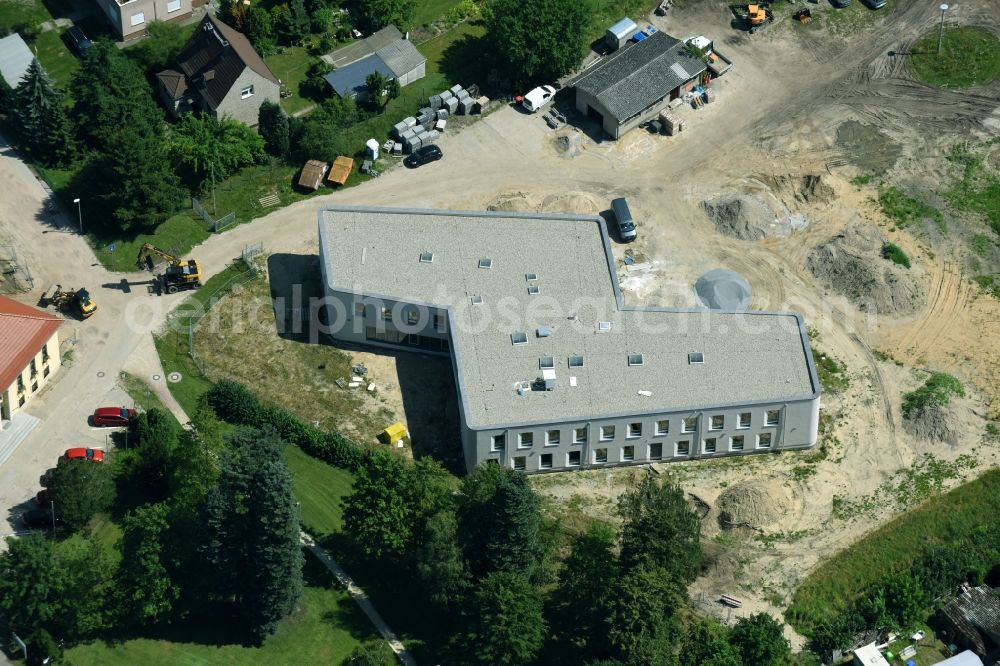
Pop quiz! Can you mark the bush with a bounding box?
[207,379,262,425]
[881,242,911,268]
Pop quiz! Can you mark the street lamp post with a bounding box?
[72,197,82,233]
[937,4,949,54]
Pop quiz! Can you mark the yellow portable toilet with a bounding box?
[381,422,407,444]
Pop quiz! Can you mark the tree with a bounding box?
[0,74,14,114]
[880,573,928,629]
[51,537,116,637]
[344,640,397,665]
[604,564,684,666]
[386,77,401,102]
[358,0,414,31]
[415,509,468,609]
[258,100,290,157]
[167,112,266,187]
[462,571,545,665]
[343,449,414,559]
[245,5,275,51]
[119,502,179,625]
[678,615,741,666]
[484,0,589,88]
[201,427,303,641]
[278,0,310,45]
[617,476,701,582]
[0,534,59,633]
[550,521,619,656]
[49,459,115,531]
[9,58,75,166]
[457,463,543,579]
[729,613,791,666]
[365,70,388,108]
[118,408,181,506]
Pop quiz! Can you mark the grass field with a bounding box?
[909,26,1000,89]
[92,213,210,273]
[33,28,79,90]
[786,470,1000,634]
[118,371,183,428]
[265,46,318,116]
[65,550,378,665]
[285,444,354,536]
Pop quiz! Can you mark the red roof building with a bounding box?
[0,295,62,421]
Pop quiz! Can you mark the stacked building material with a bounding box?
[424,129,440,143]
[703,89,716,104]
[441,89,454,103]
[449,84,463,95]
[658,110,684,135]
[436,108,449,120]
[428,94,442,110]
[457,93,474,115]
[392,121,408,139]
[444,95,458,114]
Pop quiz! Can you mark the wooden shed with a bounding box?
[327,156,354,186]
[298,160,328,190]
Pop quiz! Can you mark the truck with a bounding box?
[42,284,97,318]
[685,36,733,78]
[135,243,203,294]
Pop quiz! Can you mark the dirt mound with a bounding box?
[903,403,958,446]
[717,482,784,530]
[766,174,835,205]
[701,194,773,240]
[486,192,533,212]
[806,225,925,315]
[836,120,902,173]
[537,192,602,214]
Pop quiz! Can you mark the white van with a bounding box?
[522,85,556,113]
[611,197,637,242]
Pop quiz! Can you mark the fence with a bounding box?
[0,245,34,294]
[182,258,264,363]
[192,197,238,232]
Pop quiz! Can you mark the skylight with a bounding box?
[628,354,644,367]
[527,285,540,296]
[471,295,483,305]
[419,251,434,263]
[539,356,554,369]
[688,352,705,364]
[525,273,538,281]
[568,355,584,368]
[511,331,528,345]
[598,321,611,331]
[479,257,492,269]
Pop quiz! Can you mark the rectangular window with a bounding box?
[42,346,49,362]
[518,432,533,448]
[354,303,365,317]
[30,360,37,377]
[627,422,642,438]
[682,416,697,433]
[703,437,717,453]
[622,445,635,462]
[655,419,669,436]
[490,434,505,452]
[540,454,553,470]
[766,409,780,426]
[435,313,446,332]
[676,440,690,456]
[31,382,37,392]
[406,310,419,325]
[710,415,724,431]
[600,425,615,441]
[17,377,24,392]
[382,306,393,321]
[512,456,526,471]
[731,435,744,451]
[130,11,145,25]
[545,429,560,446]
[166,0,182,12]
[758,433,772,448]
[43,366,50,378]
[567,451,581,466]
[649,442,663,460]
[241,84,254,99]
[738,412,751,429]
[573,427,587,444]
[594,448,608,464]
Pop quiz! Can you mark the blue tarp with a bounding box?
[631,31,648,43]
[323,53,395,99]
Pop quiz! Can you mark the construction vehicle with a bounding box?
[744,3,774,33]
[135,243,203,294]
[43,284,97,318]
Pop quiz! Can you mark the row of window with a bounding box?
[355,303,448,332]
[16,355,51,395]
[490,410,782,451]
[510,434,774,470]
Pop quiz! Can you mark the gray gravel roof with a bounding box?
[319,206,818,430]
[572,31,707,122]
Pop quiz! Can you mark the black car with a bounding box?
[404,144,443,168]
[831,0,851,7]
[861,0,886,7]
[22,508,51,529]
[64,26,92,57]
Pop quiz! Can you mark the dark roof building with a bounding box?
[571,31,707,139]
[156,15,280,127]
[939,586,1000,660]
[323,25,426,99]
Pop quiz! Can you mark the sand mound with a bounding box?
[537,192,602,214]
[806,225,925,315]
[766,174,835,205]
[717,482,784,530]
[903,403,958,446]
[695,269,752,310]
[486,192,533,212]
[701,194,773,240]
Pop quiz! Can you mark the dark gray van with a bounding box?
[611,197,637,242]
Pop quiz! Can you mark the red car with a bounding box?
[93,406,136,427]
[63,447,105,463]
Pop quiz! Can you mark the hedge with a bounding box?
[207,379,365,470]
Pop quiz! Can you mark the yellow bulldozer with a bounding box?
[136,243,203,294]
[744,3,774,33]
[43,284,97,319]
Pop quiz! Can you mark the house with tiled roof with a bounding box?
[939,586,1000,660]
[156,14,279,127]
[0,295,62,422]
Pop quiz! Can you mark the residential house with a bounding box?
[94,0,192,41]
[571,31,707,139]
[939,586,1000,660]
[156,15,279,127]
[0,296,62,422]
[323,25,426,100]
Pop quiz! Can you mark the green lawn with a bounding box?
[118,371,184,428]
[92,213,210,273]
[0,0,50,35]
[410,0,464,29]
[33,28,79,90]
[787,470,1000,634]
[285,444,354,536]
[65,550,378,665]
[910,26,1000,89]
[265,46,318,116]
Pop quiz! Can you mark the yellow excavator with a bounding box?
[43,284,97,318]
[135,243,203,294]
[744,3,774,33]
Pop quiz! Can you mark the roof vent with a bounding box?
[419,251,434,263]
[598,321,611,331]
[525,272,538,281]
[478,257,492,269]
[688,352,705,364]
[511,331,528,346]
[539,356,554,370]
[471,295,483,305]
[628,354,644,367]
[536,326,551,337]
[568,355,584,368]
[202,69,215,82]
[527,285,540,296]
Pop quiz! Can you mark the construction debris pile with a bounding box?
[717,481,784,531]
[701,194,773,240]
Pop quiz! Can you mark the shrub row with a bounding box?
[207,379,365,470]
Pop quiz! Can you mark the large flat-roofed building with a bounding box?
[318,205,820,473]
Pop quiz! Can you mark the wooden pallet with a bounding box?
[258,194,281,208]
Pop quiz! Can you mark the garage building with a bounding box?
[571,31,707,139]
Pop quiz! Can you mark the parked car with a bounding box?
[35,489,51,507]
[22,508,51,529]
[62,447,105,463]
[831,0,852,7]
[93,406,136,427]
[611,197,637,242]
[861,0,886,7]
[64,26,91,57]
[521,85,556,113]
[404,144,443,168]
